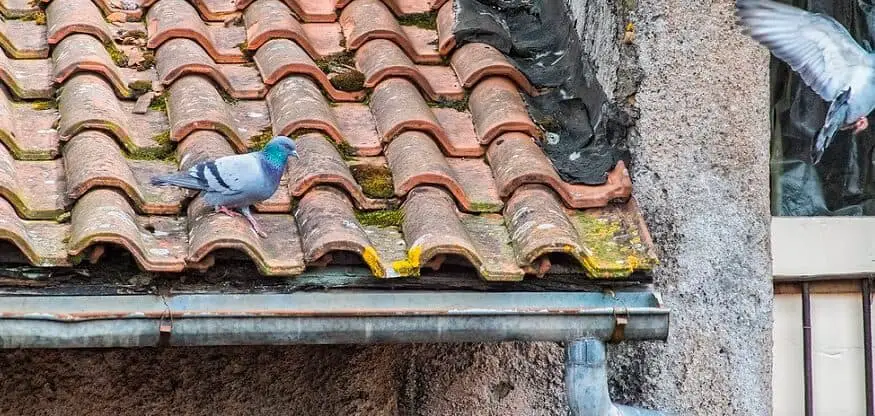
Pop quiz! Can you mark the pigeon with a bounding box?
[151,135,299,237]
[736,0,875,164]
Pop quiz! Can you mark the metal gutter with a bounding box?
[0,291,669,348]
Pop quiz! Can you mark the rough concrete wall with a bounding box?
[0,343,568,415]
[598,0,774,415]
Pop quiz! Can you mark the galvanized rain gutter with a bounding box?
[0,291,669,348]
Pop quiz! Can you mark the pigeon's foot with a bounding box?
[215,206,241,217]
[241,206,267,238]
[853,116,869,135]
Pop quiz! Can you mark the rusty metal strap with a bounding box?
[609,308,629,343]
[157,296,172,347]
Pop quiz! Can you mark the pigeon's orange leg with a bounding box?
[215,206,241,217]
[852,116,869,135]
[241,206,266,238]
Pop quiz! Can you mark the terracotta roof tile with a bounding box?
[53,34,156,99]
[356,39,463,100]
[42,0,143,21]
[0,87,60,160]
[243,0,344,56]
[156,38,266,99]
[0,19,49,59]
[340,0,440,64]
[1,0,38,18]
[0,0,657,280]
[254,38,364,101]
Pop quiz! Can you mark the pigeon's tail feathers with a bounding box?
[812,88,852,164]
[150,172,208,190]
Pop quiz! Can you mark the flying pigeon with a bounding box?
[736,0,875,164]
[151,135,299,237]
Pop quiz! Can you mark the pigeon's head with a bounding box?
[264,135,299,161]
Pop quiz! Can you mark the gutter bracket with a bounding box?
[609,307,629,343]
[157,299,172,347]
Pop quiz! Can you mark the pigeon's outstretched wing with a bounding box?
[736,0,873,102]
[151,153,265,197]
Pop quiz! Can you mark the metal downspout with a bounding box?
[565,338,668,416]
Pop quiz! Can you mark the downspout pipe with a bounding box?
[566,338,669,416]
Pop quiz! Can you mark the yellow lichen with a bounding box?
[361,246,385,278]
[20,10,46,25]
[574,214,655,278]
[391,245,422,277]
[30,100,57,111]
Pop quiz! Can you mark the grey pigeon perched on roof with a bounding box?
[736,0,875,164]
[151,135,299,237]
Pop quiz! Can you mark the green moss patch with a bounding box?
[315,50,356,73]
[397,12,437,30]
[148,93,167,112]
[355,209,403,227]
[332,139,356,161]
[329,70,365,92]
[30,100,57,111]
[105,41,128,67]
[127,79,152,94]
[20,10,46,25]
[219,89,238,104]
[248,127,273,150]
[429,95,469,112]
[350,163,394,198]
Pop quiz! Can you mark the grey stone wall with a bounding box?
[0,0,773,415]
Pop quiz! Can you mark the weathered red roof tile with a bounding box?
[254,38,363,102]
[0,53,52,99]
[487,133,632,208]
[469,76,539,144]
[242,0,344,56]
[59,74,170,156]
[173,130,291,212]
[370,77,482,156]
[63,131,185,214]
[356,39,463,100]
[267,75,382,156]
[401,186,524,281]
[0,198,70,267]
[53,34,157,99]
[41,0,143,21]
[451,43,535,95]
[186,196,306,275]
[0,145,66,220]
[436,0,454,56]
[504,185,658,278]
[237,0,336,23]
[386,131,501,213]
[0,19,49,59]
[340,0,441,64]
[156,38,266,99]
[46,0,115,45]
[287,133,393,209]
[0,87,60,161]
[68,188,188,272]
[189,0,237,21]
[373,0,446,16]
[295,185,400,277]
[166,75,271,151]
[0,0,37,18]
[146,0,247,63]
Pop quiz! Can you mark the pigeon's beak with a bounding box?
[291,150,299,159]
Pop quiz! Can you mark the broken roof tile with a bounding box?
[504,185,658,278]
[401,186,524,281]
[68,188,188,272]
[295,185,399,277]
[156,38,266,99]
[469,76,539,144]
[53,34,157,99]
[356,39,463,101]
[186,195,306,275]
[236,0,337,23]
[63,131,185,214]
[0,53,53,99]
[0,87,60,161]
[58,74,170,156]
[487,133,632,208]
[0,145,66,220]
[451,43,535,95]
[267,75,382,156]
[146,0,247,63]
[189,0,237,21]
[287,133,394,210]
[0,19,49,59]
[45,0,116,45]
[166,74,271,151]
[386,131,501,213]
[340,0,441,64]
[242,0,344,56]
[254,38,364,102]
[0,198,70,267]
[370,77,482,156]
